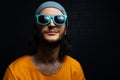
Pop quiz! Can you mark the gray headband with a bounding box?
[35,1,67,15]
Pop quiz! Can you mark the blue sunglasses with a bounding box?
[35,14,67,26]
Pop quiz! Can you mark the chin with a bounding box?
[39,33,64,45]
[45,38,60,43]
[44,34,61,42]
[42,36,63,45]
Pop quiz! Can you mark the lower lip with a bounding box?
[47,32,57,35]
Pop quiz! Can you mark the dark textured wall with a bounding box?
[0,0,116,80]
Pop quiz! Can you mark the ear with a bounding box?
[33,22,38,30]
[64,20,68,35]
[64,30,67,35]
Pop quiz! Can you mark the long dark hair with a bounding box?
[27,23,72,61]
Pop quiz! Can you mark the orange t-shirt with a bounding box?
[3,55,86,80]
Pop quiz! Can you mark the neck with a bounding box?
[34,43,61,64]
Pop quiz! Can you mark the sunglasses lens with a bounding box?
[54,15,65,24]
[38,15,49,24]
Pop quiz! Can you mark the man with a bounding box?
[3,1,86,80]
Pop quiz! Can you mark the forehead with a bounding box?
[39,8,63,15]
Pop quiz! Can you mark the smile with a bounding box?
[46,30,59,35]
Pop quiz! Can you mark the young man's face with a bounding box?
[36,8,66,43]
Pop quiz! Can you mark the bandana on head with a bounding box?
[35,1,67,15]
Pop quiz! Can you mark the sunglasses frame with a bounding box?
[35,14,67,26]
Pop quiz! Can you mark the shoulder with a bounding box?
[64,56,86,80]
[64,55,82,69]
[4,55,31,77]
[8,55,30,69]
[65,56,80,65]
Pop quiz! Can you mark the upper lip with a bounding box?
[46,30,59,33]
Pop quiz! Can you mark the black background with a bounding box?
[0,0,117,80]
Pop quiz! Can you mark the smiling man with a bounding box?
[3,1,86,80]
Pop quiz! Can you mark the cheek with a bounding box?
[59,25,66,34]
[36,25,46,34]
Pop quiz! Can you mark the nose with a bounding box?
[48,19,55,27]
